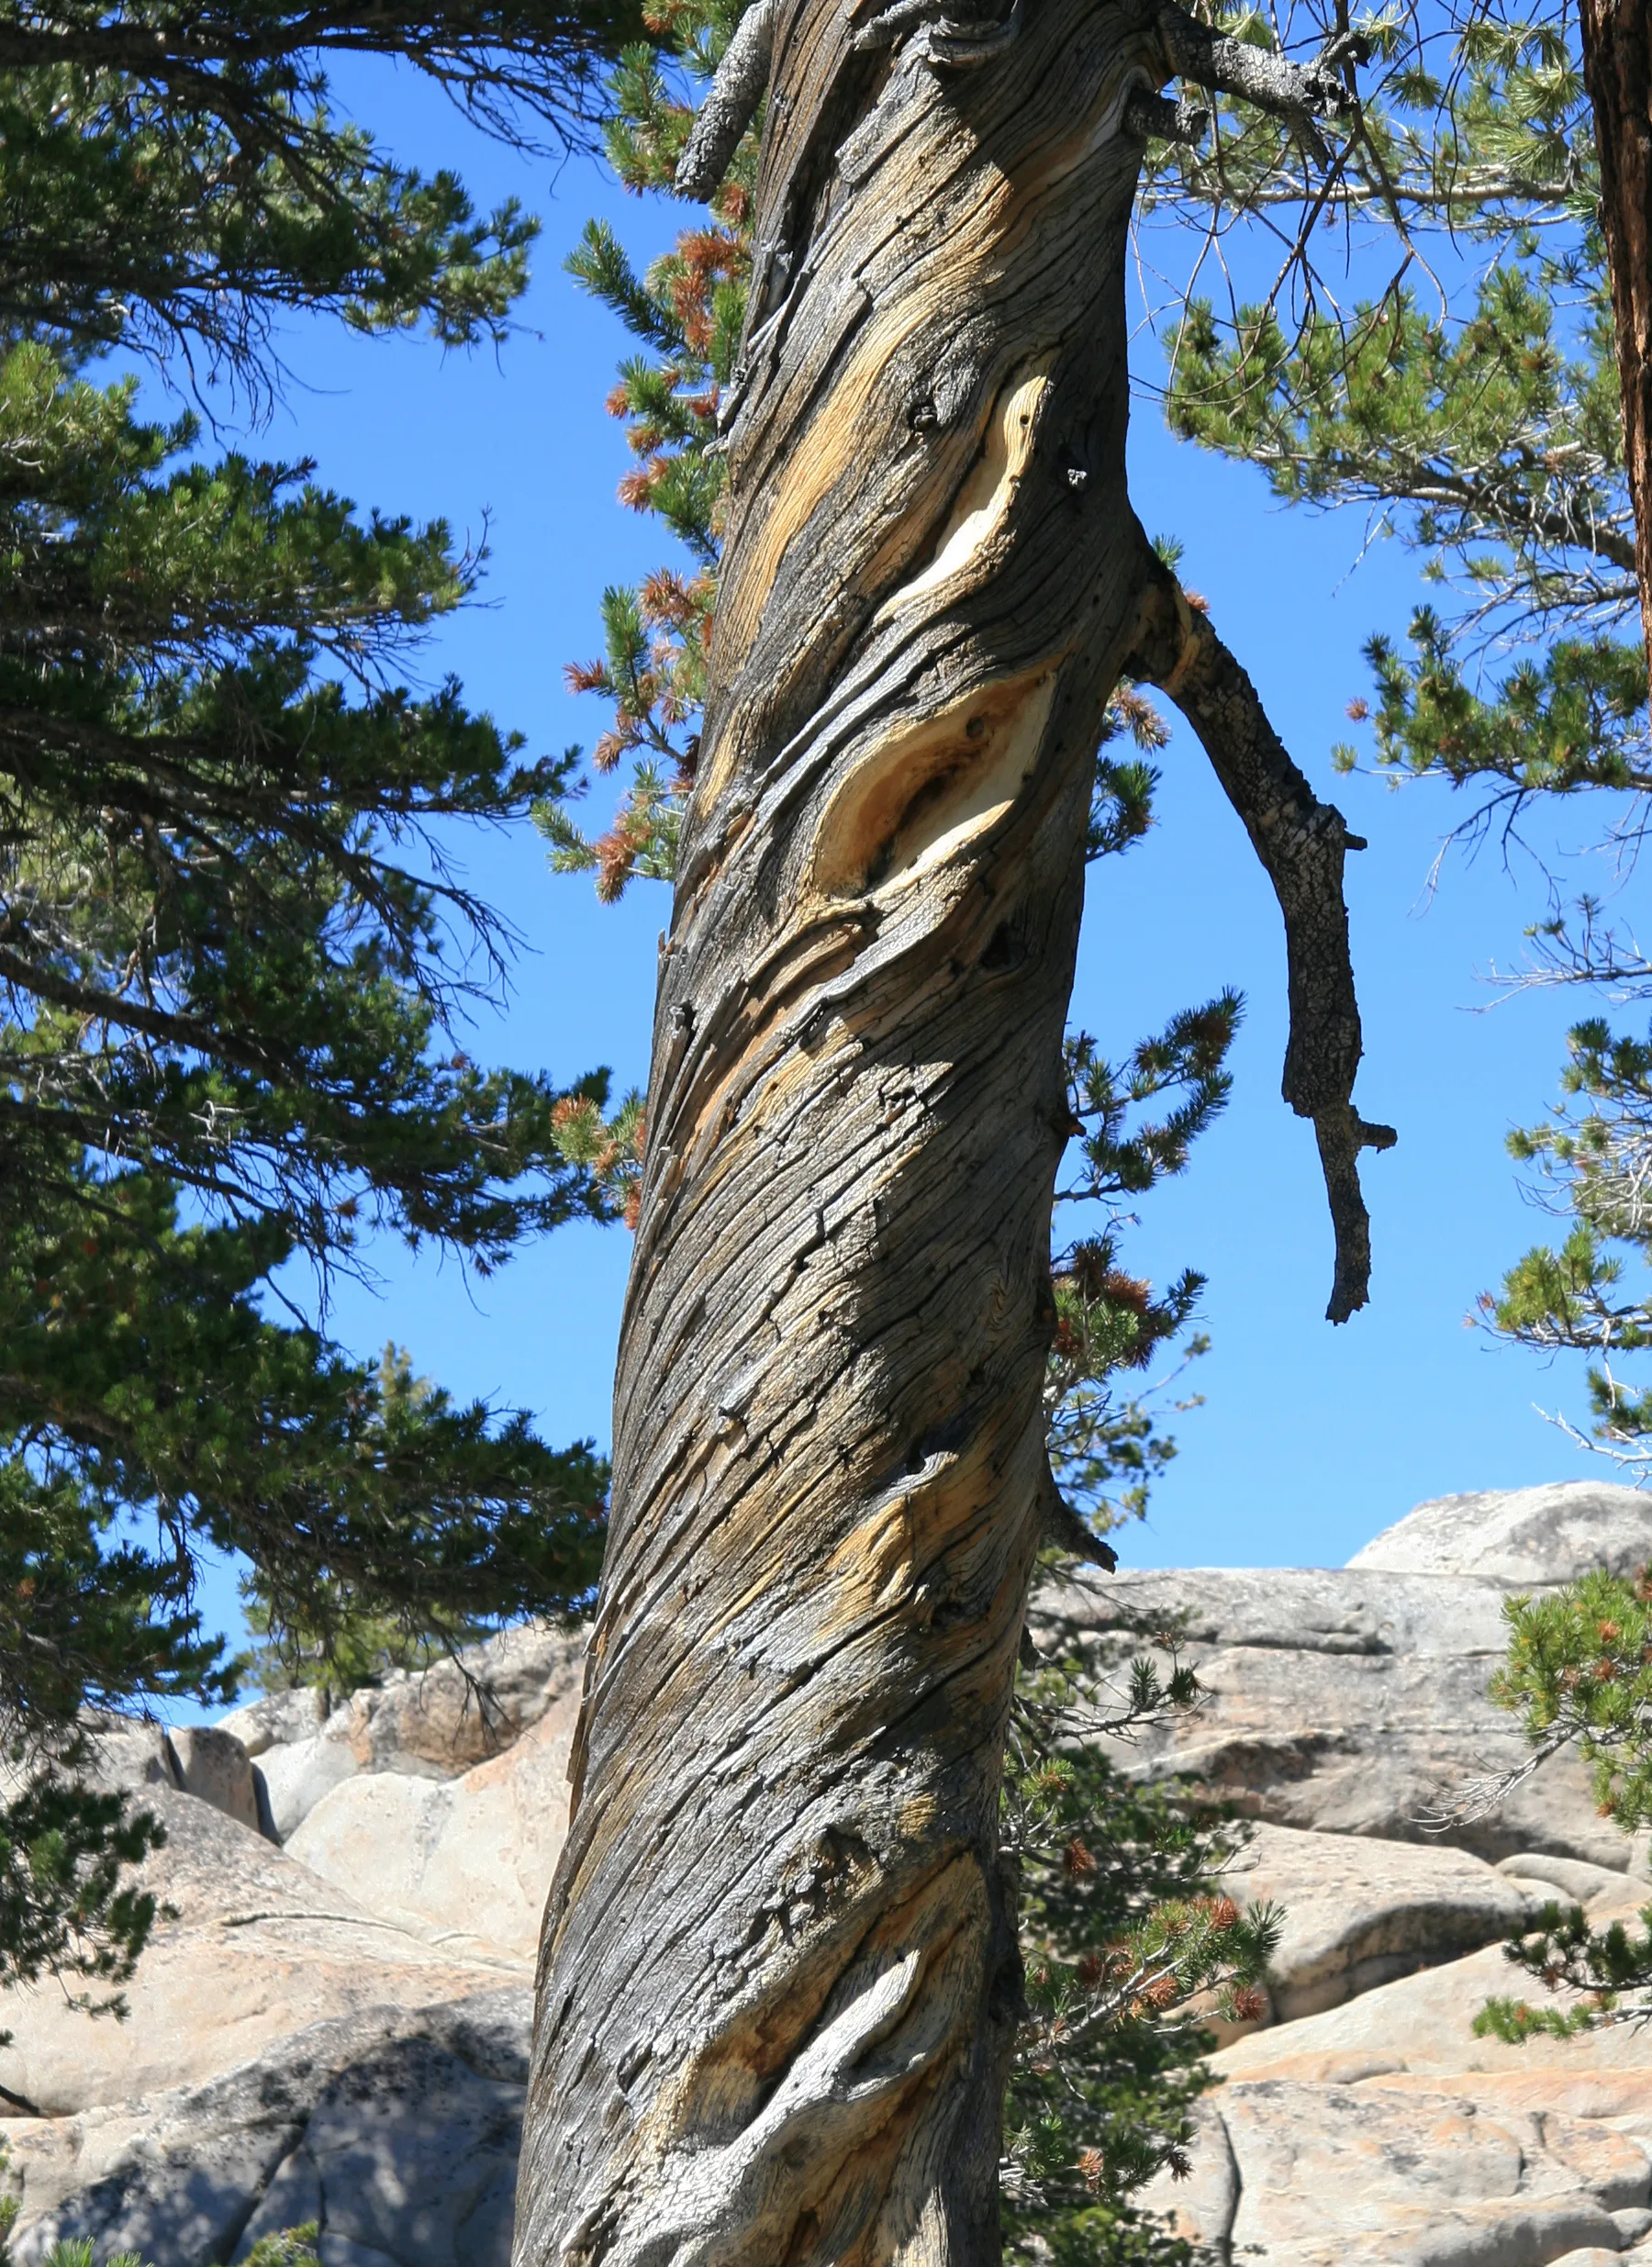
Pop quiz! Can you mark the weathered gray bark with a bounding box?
[513,6,1381,2261]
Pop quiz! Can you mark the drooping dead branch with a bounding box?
[1412,1726,1573,1838]
[1125,557,1395,1323]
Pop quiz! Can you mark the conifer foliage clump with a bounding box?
[1468,1566,1652,2045]
[1166,0,1652,1468]
[1153,0,1652,2091]
[0,0,646,2007]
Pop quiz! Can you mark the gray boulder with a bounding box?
[1044,1563,1514,1656]
[2,1992,530,2267]
[213,1621,586,1844]
[79,1715,269,1842]
[231,2004,525,2266]
[1497,1851,1652,1908]
[1042,1566,1631,1865]
[168,1727,262,1837]
[0,1786,523,2116]
[256,1730,361,1843]
[1215,1893,1652,2085]
[1226,1823,1536,2025]
[285,1707,575,1962]
[1137,2073,1652,2266]
[214,1687,328,1760]
[1350,1480,1652,1587]
[318,1622,586,1781]
[78,1717,181,1797]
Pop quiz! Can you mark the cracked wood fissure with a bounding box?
[513,5,1386,2262]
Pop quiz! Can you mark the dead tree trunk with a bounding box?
[513,5,1385,2261]
[1579,0,1652,702]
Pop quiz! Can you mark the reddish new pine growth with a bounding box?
[1108,684,1170,749]
[618,462,666,511]
[640,567,711,632]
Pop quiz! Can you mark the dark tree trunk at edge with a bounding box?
[1580,0,1652,698]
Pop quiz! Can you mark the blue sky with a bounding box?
[175,57,1626,1666]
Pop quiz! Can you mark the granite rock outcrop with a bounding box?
[3,1480,1650,2265]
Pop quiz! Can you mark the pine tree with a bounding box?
[1417,1563,1652,2045]
[999,1641,1278,2263]
[0,0,646,385]
[513,0,1395,2253]
[1162,1,1652,1474]
[1159,0,1652,2065]
[0,1,645,2010]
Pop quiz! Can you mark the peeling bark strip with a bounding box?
[514,6,1382,2263]
[1579,0,1652,705]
